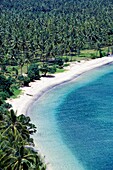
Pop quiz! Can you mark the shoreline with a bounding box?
[7,56,113,169]
[7,57,113,117]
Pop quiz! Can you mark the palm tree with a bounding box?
[7,146,37,170]
[0,143,38,170]
[2,110,35,144]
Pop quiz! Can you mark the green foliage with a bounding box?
[64,63,70,67]
[28,64,40,81]
[111,47,113,54]
[40,64,56,76]
[56,68,65,73]
[0,91,10,100]
[11,88,22,99]
[0,74,13,99]
[23,76,30,86]
[12,67,18,77]
[55,58,64,68]
[49,65,56,74]
[1,65,7,72]
[1,102,12,109]
[64,57,69,63]
[1,0,113,68]
[99,49,103,58]
[18,75,30,86]
[40,64,50,76]
[18,75,25,82]
[1,0,113,169]
[0,108,46,170]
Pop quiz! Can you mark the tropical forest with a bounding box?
[0,0,113,169]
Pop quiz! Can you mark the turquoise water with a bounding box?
[28,63,113,170]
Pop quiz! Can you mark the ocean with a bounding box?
[28,63,113,170]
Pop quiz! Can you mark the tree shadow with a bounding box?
[41,75,55,78]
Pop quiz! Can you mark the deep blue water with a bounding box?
[56,69,113,170]
[28,63,113,170]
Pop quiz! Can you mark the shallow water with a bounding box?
[28,63,113,170]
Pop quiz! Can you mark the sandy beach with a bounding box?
[7,57,113,116]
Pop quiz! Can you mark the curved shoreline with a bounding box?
[7,57,113,117]
[7,57,113,169]
[26,60,113,115]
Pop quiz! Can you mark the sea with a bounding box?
[28,62,113,170]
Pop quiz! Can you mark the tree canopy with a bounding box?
[0,0,113,169]
[1,0,113,66]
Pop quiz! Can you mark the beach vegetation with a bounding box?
[1,0,113,169]
[49,65,57,74]
[56,68,66,73]
[40,64,56,76]
[0,74,13,99]
[23,76,31,86]
[28,64,40,81]
[1,0,113,74]
[55,58,64,69]
[0,100,46,170]
[18,75,30,87]
[40,64,50,77]
[11,88,22,99]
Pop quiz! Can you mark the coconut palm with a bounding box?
[0,143,37,170]
[2,110,35,144]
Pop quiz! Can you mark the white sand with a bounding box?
[7,56,113,170]
[7,57,113,116]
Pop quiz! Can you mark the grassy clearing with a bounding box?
[62,46,111,61]
[80,49,99,58]
[11,88,22,99]
[55,68,66,73]
[7,65,28,75]
[6,46,111,76]
[61,49,98,61]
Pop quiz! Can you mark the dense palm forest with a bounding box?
[1,0,113,66]
[0,0,113,169]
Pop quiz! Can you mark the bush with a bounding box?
[12,67,18,77]
[49,66,56,74]
[10,84,20,92]
[18,75,24,81]
[0,106,8,118]
[0,91,10,100]
[1,102,12,109]
[64,63,70,67]
[23,76,30,86]
[91,56,97,59]
[1,65,7,72]
[102,52,106,57]
[40,64,49,76]
[55,58,64,68]
[0,97,4,105]
[18,75,30,86]
[18,75,25,86]
[0,74,13,96]
[64,57,69,63]
[28,64,40,81]
[99,49,103,58]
